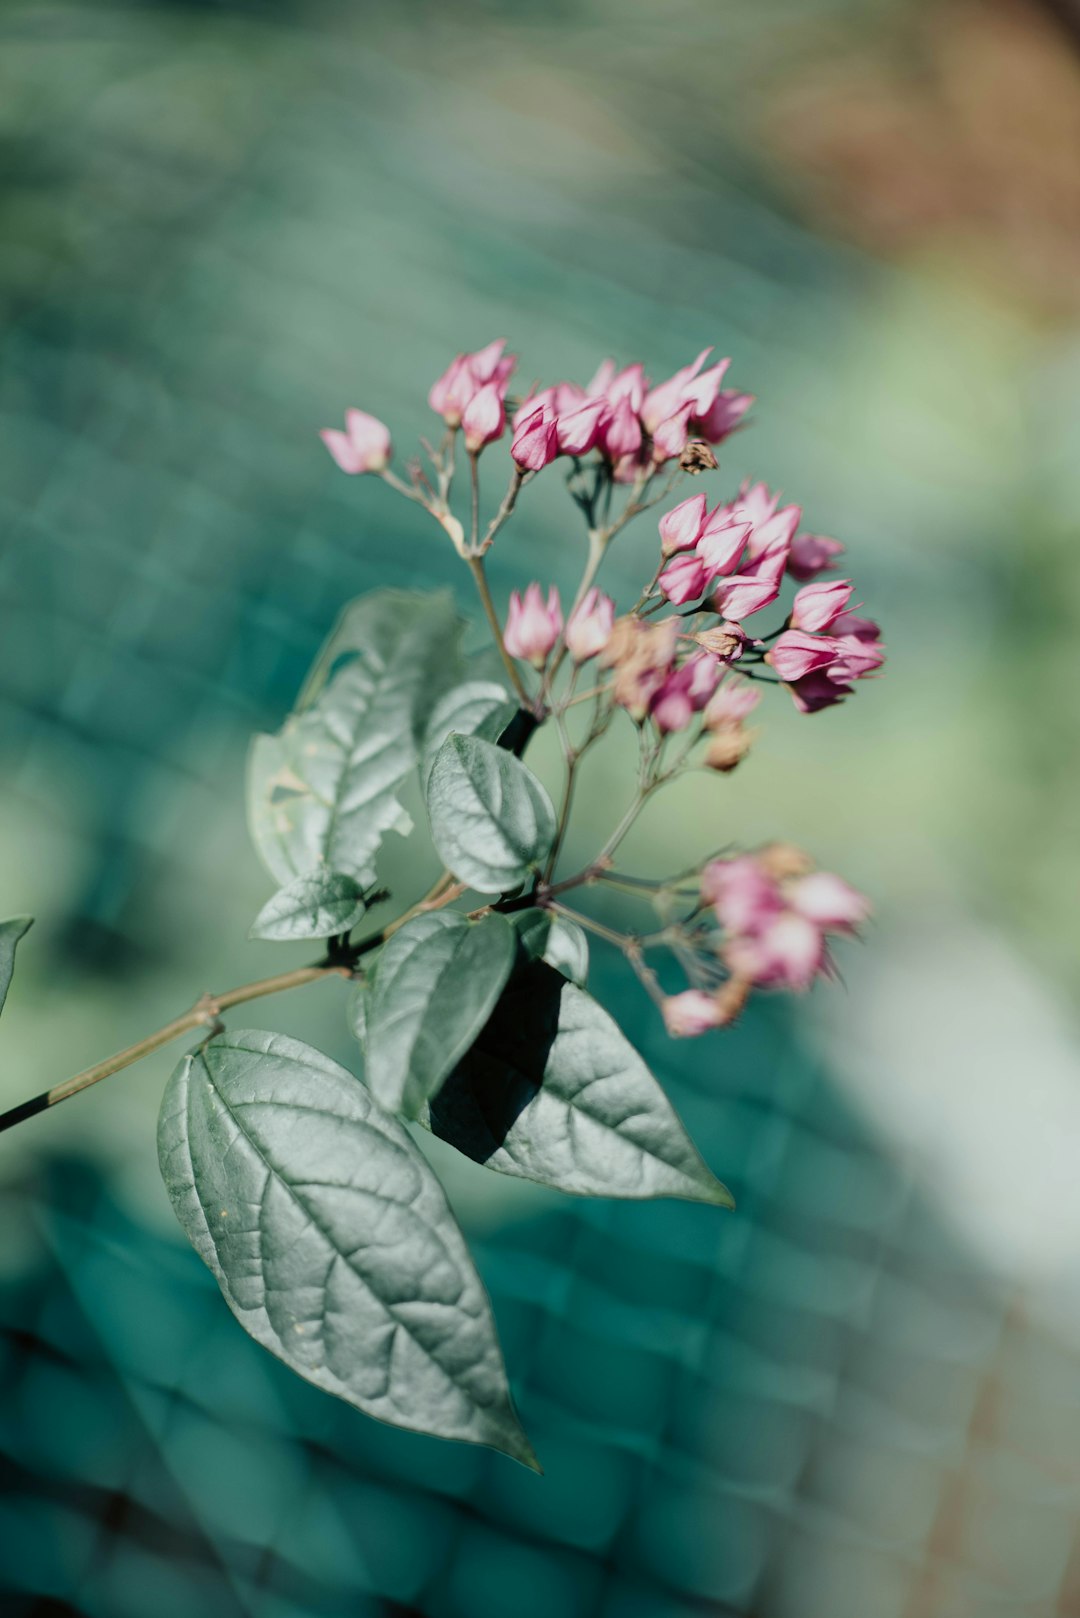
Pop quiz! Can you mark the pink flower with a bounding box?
[787,670,853,713]
[789,580,853,634]
[725,911,825,991]
[556,397,607,457]
[604,363,647,414]
[503,583,563,668]
[731,481,781,527]
[765,630,841,683]
[511,406,559,471]
[828,634,886,681]
[642,348,714,432]
[429,340,515,426]
[651,405,693,463]
[788,532,845,582]
[462,381,506,453]
[704,675,761,729]
[661,990,722,1039]
[710,564,783,623]
[659,493,708,555]
[697,513,751,576]
[745,505,800,562]
[319,409,392,474]
[789,872,870,930]
[702,855,784,936]
[693,389,753,443]
[649,655,718,733]
[831,611,880,641]
[658,552,711,606]
[601,397,643,461]
[565,588,615,663]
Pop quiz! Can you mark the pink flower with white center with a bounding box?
[661,990,722,1039]
[511,405,559,471]
[697,514,752,576]
[765,630,841,683]
[555,397,607,457]
[790,579,854,634]
[725,911,825,991]
[462,381,506,454]
[788,532,845,582]
[704,675,761,729]
[320,409,392,474]
[601,397,643,461]
[564,588,615,663]
[503,583,563,668]
[658,551,711,606]
[659,493,708,555]
[702,855,784,935]
[651,405,693,464]
[428,340,515,427]
[788,872,871,931]
[692,389,753,443]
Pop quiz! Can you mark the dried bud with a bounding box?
[693,626,744,661]
[679,439,719,474]
[757,842,815,882]
[704,726,757,772]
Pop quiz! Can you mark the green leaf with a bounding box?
[425,735,556,894]
[421,961,732,1206]
[363,912,516,1118]
[250,871,370,942]
[248,590,464,886]
[511,908,589,986]
[0,916,32,1016]
[421,681,518,790]
[158,1029,537,1468]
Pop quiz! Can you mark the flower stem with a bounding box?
[466,555,531,706]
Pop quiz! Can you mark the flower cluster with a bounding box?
[319,335,882,1038]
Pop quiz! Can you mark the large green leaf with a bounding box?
[425,734,555,894]
[421,680,518,790]
[0,916,32,1016]
[158,1029,537,1467]
[511,908,589,986]
[249,871,369,942]
[248,590,464,885]
[361,911,516,1118]
[421,961,732,1206]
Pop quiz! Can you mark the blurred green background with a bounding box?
[2,0,1080,1614]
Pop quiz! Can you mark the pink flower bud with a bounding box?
[605,363,647,414]
[658,493,708,556]
[724,911,824,991]
[692,389,753,443]
[661,990,722,1039]
[504,582,563,668]
[765,630,841,683]
[684,358,731,418]
[789,872,870,931]
[651,405,692,464]
[827,635,886,681]
[511,406,559,471]
[319,409,392,475]
[429,340,515,426]
[512,386,558,431]
[565,588,615,663]
[787,532,845,582]
[462,381,506,453]
[697,514,751,576]
[790,580,854,634]
[658,552,711,606]
[555,397,607,457]
[788,670,853,713]
[602,396,643,461]
[710,571,782,622]
[831,612,880,641]
[702,855,783,935]
[585,358,617,396]
[730,481,781,527]
[642,348,712,432]
[704,675,761,729]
